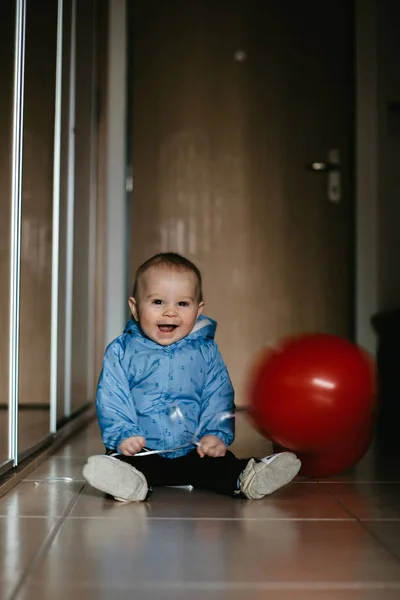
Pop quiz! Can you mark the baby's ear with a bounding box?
[128,297,139,321]
[197,301,205,317]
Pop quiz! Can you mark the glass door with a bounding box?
[0,1,16,470]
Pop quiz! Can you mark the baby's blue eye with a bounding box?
[178,301,189,307]
[152,299,163,305]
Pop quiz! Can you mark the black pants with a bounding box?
[108,449,250,497]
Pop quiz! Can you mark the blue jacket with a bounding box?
[96,315,235,458]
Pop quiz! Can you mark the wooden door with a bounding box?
[129,0,354,411]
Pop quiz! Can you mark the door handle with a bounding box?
[308,149,341,203]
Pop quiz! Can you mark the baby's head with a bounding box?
[129,253,204,346]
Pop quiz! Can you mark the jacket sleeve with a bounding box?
[198,343,235,447]
[96,340,144,451]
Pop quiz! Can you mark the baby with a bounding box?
[83,252,301,501]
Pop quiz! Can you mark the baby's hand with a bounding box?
[119,436,146,456]
[197,435,227,458]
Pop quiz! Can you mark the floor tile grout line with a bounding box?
[15,581,400,592]
[23,479,86,482]
[318,481,365,519]
[2,514,400,521]
[64,516,358,521]
[319,481,400,484]
[319,481,400,564]
[9,482,87,600]
[316,481,357,519]
[0,516,358,521]
[362,518,400,522]
[356,520,400,563]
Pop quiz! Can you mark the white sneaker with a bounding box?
[83,455,148,502]
[239,452,301,500]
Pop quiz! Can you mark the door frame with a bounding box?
[355,0,379,354]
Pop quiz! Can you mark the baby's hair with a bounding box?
[132,252,203,302]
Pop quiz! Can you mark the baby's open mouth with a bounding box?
[157,324,178,333]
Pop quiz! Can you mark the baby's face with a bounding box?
[129,267,204,346]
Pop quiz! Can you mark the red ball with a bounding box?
[298,415,374,478]
[249,334,376,453]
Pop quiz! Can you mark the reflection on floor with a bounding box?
[0,408,50,465]
[0,415,400,599]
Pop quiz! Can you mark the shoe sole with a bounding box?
[83,455,148,502]
[251,452,301,498]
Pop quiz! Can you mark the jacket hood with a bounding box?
[123,314,217,343]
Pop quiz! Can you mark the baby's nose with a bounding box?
[162,304,178,316]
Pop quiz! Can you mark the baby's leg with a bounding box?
[83,450,301,501]
[173,450,301,499]
[83,450,200,501]
[83,452,152,502]
[238,453,301,499]
[172,450,249,496]
[118,450,301,499]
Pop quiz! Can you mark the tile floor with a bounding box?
[1,417,400,600]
